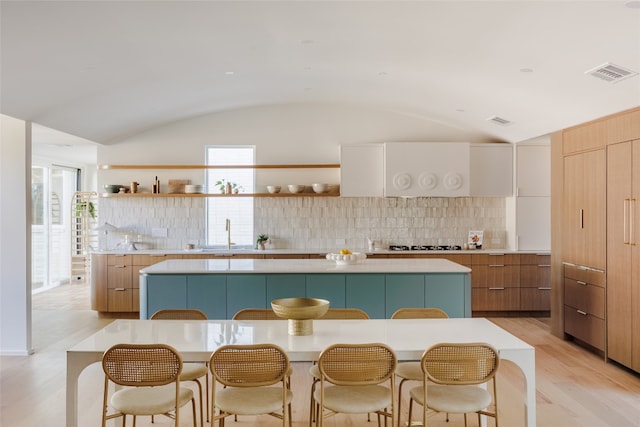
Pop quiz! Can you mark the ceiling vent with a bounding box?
[585,62,638,83]
[487,116,513,126]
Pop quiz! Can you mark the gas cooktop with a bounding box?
[389,245,463,251]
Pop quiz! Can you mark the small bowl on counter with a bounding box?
[326,252,367,265]
[312,183,330,193]
[287,184,305,193]
[266,185,281,194]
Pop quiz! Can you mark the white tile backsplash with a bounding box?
[99,196,505,250]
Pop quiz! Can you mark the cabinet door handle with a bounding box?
[489,264,505,267]
[114,254,126,257]
[624,199,630,244]
[489,254,505,257]
[114,265,126,268]
[538,264,551,267]
[579,208,584,229]
[150,254,167,257]
[631,199,636,246]
[489,287,505,290]
[114,288,126,291]
[537,287,552,290]
[576,280,587,286]
[576,309,587,316]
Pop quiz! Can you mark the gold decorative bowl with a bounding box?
[271,297,330,335]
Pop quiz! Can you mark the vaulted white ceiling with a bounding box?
[2,1,639,148]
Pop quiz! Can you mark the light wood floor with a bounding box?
[1,283,639,426]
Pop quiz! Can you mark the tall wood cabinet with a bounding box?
[606,139,640,371]
[560,128,607,353]
[553,106,640,373]
[562,149,606,271]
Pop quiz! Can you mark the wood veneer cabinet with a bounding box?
[520,254,551,311]
[106,255,137,312]
[562,149,606,271]
[92,253,182,313]
[563,263,606,351]
[552,107,639,362]
[606,139,640,371]
[562,120,607,155]
[471,254,520,311]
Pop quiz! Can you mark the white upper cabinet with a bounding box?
[382,142,512,197]
[516,144,550,197]
[516,196,551,250]
[511,142,551,251]
[384,142,470,197]
[340,144,384,197]
[470,144,513,196]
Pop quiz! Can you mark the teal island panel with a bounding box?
[141,272,471,319]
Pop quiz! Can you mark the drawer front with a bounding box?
[472,288,520,311]
[472,253,520,265]
[564,278,605,318]
[520,254,551,265]
[520,287,551,311]
[520,264,551,287]
[132,254,173,265]
[107,254,132,265]
[563,264,606,287]
[564,306,605,350]
[107,288,134,312]
[107,265,132,289]
[472,265,520,288]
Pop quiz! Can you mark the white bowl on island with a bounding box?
[325,252,367,265]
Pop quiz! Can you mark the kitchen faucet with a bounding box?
[225,218,231,250]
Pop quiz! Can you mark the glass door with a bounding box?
[31,165,79,293]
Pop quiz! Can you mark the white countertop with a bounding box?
[140,258,472,274]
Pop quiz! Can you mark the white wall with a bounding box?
[0,114,32,355]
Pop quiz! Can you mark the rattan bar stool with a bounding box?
[308,308,371,427]
[209,343,293,427]
[232,308,281,320]
[391,307,449,427]
[314,342,397,427]
[151,308,209,426]
[101,343,197,427]
[408,342,500,427]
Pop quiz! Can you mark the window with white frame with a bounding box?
[205,146,255,247]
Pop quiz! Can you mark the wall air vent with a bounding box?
[487,116,513,126]
[585,62,638,83]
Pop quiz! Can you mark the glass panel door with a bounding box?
[31,165,79,293]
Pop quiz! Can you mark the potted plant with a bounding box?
[215,179,244,194]
[75,201,96,218]
[256,234,269,250]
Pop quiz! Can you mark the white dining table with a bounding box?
[66,317,535,427]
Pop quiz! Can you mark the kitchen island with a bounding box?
[139,258,471,319]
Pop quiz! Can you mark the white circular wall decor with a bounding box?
[418,172,438,190]
[443,172,463,190]
[392,172,412,190]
